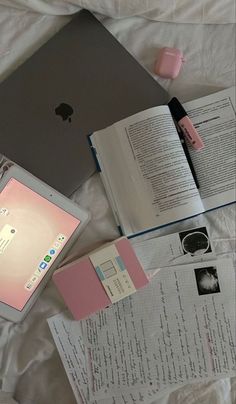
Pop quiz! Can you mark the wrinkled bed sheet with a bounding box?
[0,4,235,404]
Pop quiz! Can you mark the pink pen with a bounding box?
[168,97,204,150]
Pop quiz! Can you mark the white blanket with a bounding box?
[0,0,235,22]
[0,2,235,404]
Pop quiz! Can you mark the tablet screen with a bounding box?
[0,178,80,311]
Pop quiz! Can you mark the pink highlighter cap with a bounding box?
[154,47,184,79]
[168,97,205,151]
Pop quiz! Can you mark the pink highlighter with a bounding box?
[168,97,204,151]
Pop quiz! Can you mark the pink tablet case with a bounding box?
[53,238,149,320]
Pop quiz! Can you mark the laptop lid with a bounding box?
[0,10,168,196]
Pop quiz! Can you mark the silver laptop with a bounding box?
[0,10,168,196]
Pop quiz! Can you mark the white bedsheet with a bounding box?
[0,4,235,404]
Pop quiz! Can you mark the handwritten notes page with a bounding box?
[48,258,236,403]
[48,313,87,404]
[82,258,235,399]
[48,312,162,404]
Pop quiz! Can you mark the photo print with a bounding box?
[194,266,220,295]
[179,226,212,256]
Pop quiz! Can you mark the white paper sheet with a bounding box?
[48,312,165,404]
[132,225,216,270]
[81,258,236,399]
[48,257,235,403]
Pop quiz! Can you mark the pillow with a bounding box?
[0,0,235,23]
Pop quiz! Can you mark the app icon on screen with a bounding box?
[30,275,38,283]
[49,249,56,255]
[39,262,47,270]
[53,242,61,250]
[57,234,66,243]
[44,255,51,263]
[25,281,33,290]
[34,268,43,277]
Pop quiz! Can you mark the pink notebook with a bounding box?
[53,238,149,320]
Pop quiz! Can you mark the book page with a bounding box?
[92,105,204,236]
[183,87,236,210]
[81,258,236,399]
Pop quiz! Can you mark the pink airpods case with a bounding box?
[154,47,184,79]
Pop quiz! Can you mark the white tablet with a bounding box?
[0,165,90,322]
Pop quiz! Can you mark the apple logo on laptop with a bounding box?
[55,103,74,122]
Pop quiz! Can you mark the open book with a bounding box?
[90,87,236,237]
